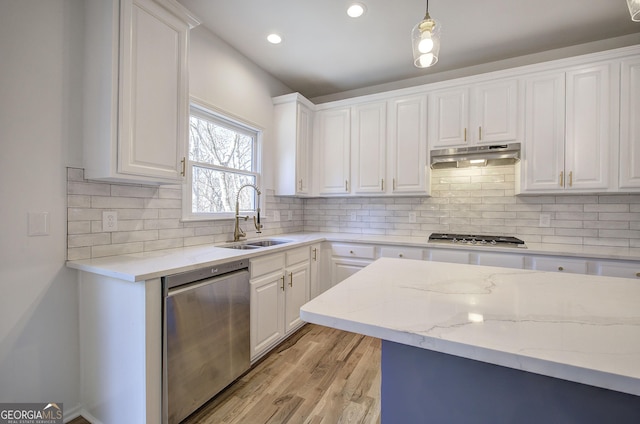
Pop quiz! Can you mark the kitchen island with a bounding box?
[300,258,640,423]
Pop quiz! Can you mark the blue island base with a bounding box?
[381,340,640,424]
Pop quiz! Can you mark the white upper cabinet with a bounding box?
[565,63,618,192]
[273,93,315,196]
[316,95,429,197]
[352,101,387,194]
[521,72,566,192]
[316,107,351,194]
[520,62,619,194]
[84,0,197,184]
[429,79,518,149]
[619,57,640,190]
[474,79,519,144]
[428,87,468,147]
[387,94,429,194]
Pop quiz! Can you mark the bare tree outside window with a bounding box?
[188,108,259,215]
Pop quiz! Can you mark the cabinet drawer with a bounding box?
[379,246,424,260]
[475,253,524,269]
[528,256,587,274]
[250,253,285,278]
[331,243,376,259]
[592,261,640,279]
[286,246,309,266]
[428,249,470,264]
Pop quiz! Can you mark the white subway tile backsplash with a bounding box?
[67,181,111,196]
[91,242,144,258]
[68,165,640,259]
[303,166,640,247]
[110,185,158,198]
[67,168,303,259]
[68,233,111,248]
[91,196,145,209]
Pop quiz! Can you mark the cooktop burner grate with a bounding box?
[428,233,526,247]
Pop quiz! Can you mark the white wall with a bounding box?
[188,25,292,190]
[0,0,83,417]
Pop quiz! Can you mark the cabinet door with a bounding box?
[331,258,371,286]
[285,262,310,334]
[475,252,524,269]
[118,0,188,181]
[473,79,518,144]
[317,108,351,194]
[522,72,566,192]
[309,243,321,298]
[352,102,387,194]
[296,103,314,194]
[619,57,640,190]
[379,246,425,260]
[388,94,429,194]
[591,260,640,279]
[527,256,587,274]
[429,87,468,148]
[250,272,285,359]
[565,64,614,191]
[428,249,470,264]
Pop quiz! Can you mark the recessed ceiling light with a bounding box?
[347,3,366,18]
[267,33,282,44]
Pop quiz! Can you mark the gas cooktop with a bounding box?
[428,233,527,248]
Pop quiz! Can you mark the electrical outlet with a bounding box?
[288,211,293,221]
[539,213,551,228]
[350,211,357,221]
[273,211,280,222]
[409,212,417,223]
[103,211,118,232]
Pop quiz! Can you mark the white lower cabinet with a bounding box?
[380,246,425,260]
[309,242,324,298]
[330,243,375,286]
[331,258,372,286]
[475,252,525,269]
[428,249,470,264]
[526,256,588,274]
[590,260,640,279]
[250,247,310,361]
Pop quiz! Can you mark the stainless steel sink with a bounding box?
[220,244,261,250]
[219,239,292,250]
[244,239,292,247]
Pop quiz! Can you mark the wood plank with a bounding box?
[182,324,381,424]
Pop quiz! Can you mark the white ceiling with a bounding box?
[178,0,639,99]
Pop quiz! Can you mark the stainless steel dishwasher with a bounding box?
[162,259,250,424]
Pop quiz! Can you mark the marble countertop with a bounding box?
[300,257,640,396]
[66,232,640,282]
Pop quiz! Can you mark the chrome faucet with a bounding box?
[233,184,262,242]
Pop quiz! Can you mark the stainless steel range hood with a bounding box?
[430,143,521,169]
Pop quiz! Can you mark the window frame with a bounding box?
[182,99,263,221]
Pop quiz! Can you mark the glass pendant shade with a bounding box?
[628,0,640,21]
[412,14,441,68]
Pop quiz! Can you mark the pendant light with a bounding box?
[411,0,441,68]
[628,0,640,21]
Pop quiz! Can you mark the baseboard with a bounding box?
[64,407,103,424]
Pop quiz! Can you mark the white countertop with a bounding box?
[300,257,640,396]
[66,231,640,282]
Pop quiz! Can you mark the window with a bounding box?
[184,103,260,219]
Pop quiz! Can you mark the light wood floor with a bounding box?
[184,324,381,424]
[67,324,381,424]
